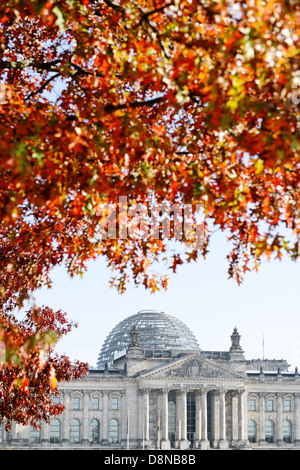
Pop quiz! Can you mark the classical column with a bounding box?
[243,390,249,446]
[200,389,209,450]
[139,388,150,446]
[276,393,283,446]
[231,391,238,446]
[219,389,228,449]
[82,391,89,445]
[17,424,29,446]
[121,391,129,448]
[178,389,189,449]
[62,391,70,445]
[161,389,170,449]
[101,391,109,444]
[237,389,246,446]
[211,390,220,448]
[41,421,50,447]
[10,422,18,445]
[294,394,300,446]
[0,422,8,445]
[259,393,266,445]
[144,389,150,443]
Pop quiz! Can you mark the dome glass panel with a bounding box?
[97,310,200,367]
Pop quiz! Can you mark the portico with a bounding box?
[139,383,247,450]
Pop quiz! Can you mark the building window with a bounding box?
[283,420,292,443]
[266,399,274,411]
[168,390,176,443]
[50,418,61,443]
[70,418,80,443]
[108,419,119,443]
[187,392,196,446]
[284,399,292,412]
[72,396,80,410]
[265,420,274,443]
[249,399,256,411]
[52,396,60,405]
[29,424,41,444]
[0,423,3,443]
[89,419,100,443]
[248,420,257,443]
[111,397,118,410]
[92,397,99,410]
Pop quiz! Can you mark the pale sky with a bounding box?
[26,229,300,371]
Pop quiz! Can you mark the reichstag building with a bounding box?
[1,309,300,450]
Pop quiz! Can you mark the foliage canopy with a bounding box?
[0,0,299,425]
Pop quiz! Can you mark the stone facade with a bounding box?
[1,325,300,450]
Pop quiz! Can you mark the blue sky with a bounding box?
[25,229,300,371]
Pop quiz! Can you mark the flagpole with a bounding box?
[127,410,129,450]
[142,409,145,450]
[157,409,160,449]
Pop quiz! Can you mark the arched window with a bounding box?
[89,419,100,443]
[108,419,119,443]
[50,418,61,443]
[265,420,274,443]
[248,420,257,443]
[70,418,80,443]
[283,420,292,443]
[0,422,3,443]
[29,423,41,443]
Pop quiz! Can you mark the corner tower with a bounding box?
[229,327,246,372]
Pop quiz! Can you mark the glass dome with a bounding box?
[97,309,200,367]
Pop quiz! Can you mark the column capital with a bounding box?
[177,387,188,396]
[138,387,151,396]
[140,387,150,444]
[218,386,228,449]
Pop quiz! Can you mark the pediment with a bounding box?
[139,353,244,380]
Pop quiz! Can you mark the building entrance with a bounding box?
[167,389,215,448]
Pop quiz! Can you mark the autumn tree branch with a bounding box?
[131,0,171,59]
[104,95,166,113]
[25,72,60,101]
[0,59,61,72]
[142,2,174,18]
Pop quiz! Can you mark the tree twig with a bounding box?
[104,95,166,113]
[25,72,60,100]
